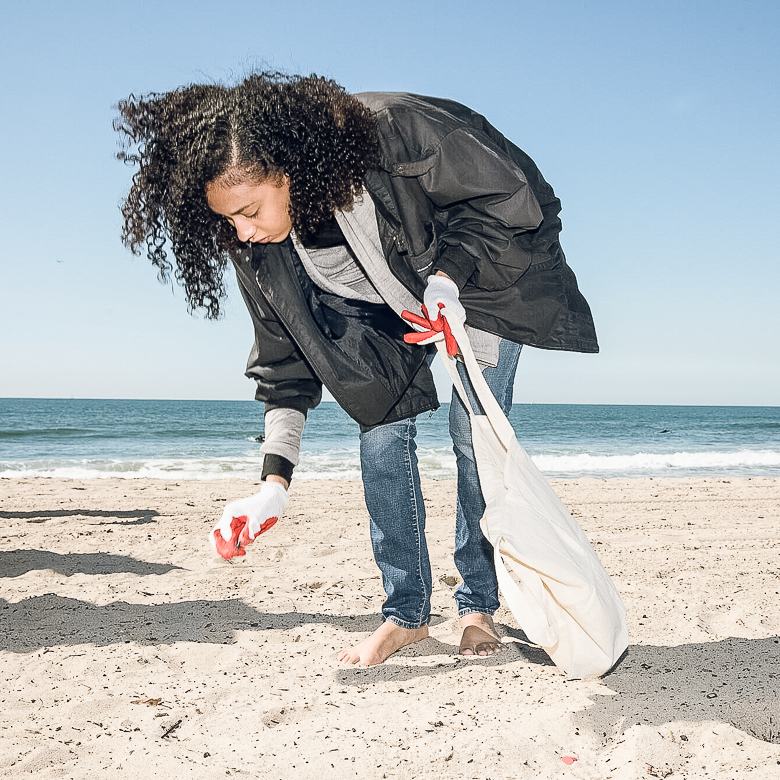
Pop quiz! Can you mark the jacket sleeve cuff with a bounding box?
[264,399,313,416]
[431,246,478,290]
[261,454,295,484]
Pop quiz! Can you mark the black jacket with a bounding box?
[234,93,598,427]
[233,240,439,427]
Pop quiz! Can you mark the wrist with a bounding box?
[430,252,473,289]
[264,474,290,491]
[261,453,294,485]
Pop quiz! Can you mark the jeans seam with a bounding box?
[458,607,496,618]
[385,615,428,630]
[494,344,518,413]
[402,418,429,627]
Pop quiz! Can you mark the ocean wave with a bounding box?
[2,448,778,481]
[726,422,780,430]
[532,449,780,475]
[0,428,95,438]
[0,457,266,481]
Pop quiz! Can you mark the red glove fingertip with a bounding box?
[404,330,435,344]
[259,516,278,534]
[239,522,253,547]
[442,318,458,357]
[238,515,279,547]
[401,309,431,329]
[213,515,248,560]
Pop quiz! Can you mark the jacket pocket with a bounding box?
[395,217,438,276]
[407,240,436,275]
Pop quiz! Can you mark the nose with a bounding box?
[234,217,256,243]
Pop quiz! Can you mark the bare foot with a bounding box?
[459,613,506,657]
[338,621,429,667]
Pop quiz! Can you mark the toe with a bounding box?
[459,626,506,656]
[338,650,357,664]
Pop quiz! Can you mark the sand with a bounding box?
[1,476,779,779]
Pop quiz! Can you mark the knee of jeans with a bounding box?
[448,402,474,457]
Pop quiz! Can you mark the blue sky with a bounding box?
[1,0,778,405]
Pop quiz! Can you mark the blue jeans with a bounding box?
[359,339,522,628]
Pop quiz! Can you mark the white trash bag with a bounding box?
[439,314,628,679]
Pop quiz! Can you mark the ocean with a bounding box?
[1,398,779,481]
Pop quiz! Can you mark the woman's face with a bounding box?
[206,177,293,244]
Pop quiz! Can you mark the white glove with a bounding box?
[423,274,466,324]
[210,481,289,559]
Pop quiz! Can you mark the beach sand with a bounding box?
[1,476,779,779]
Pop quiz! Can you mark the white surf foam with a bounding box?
[2,449,778,480]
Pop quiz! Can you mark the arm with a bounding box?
[259,406,305,489]
[418,126,544,290]
[232,260,322,485]
[210,386,303,559]
[210,261,318,558]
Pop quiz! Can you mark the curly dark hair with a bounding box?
[115,72,380,317]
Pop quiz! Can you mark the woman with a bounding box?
[116,72,598,666]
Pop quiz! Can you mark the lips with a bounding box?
[249,227,292,244]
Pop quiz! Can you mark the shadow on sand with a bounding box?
[0,593,390,653]
[571,636,780,745]
[0,549,181,578]
[0,508,159,523]
[2,548,777,745]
